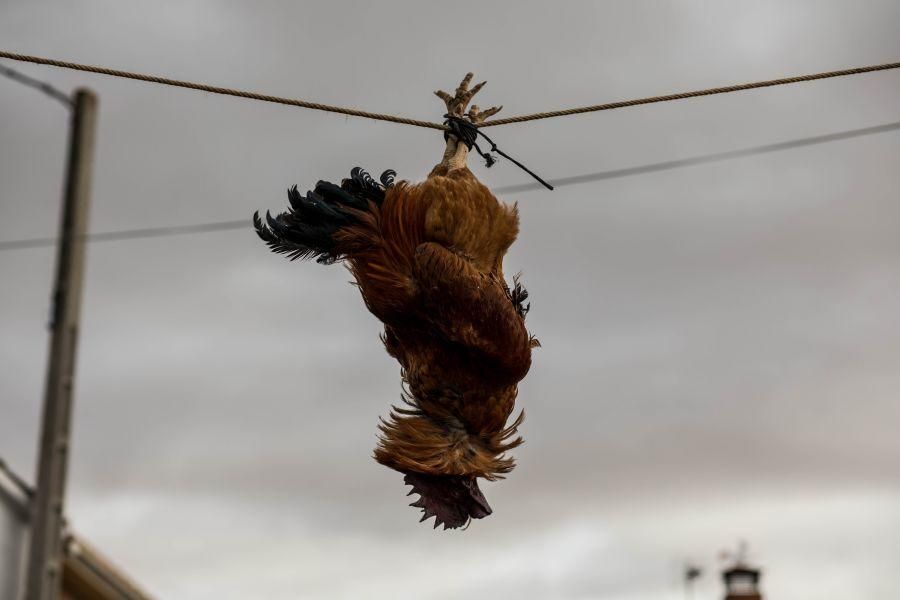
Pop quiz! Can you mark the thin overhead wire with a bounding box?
[0,50,898,129]
[0,220,247,252]
[0,61,71,108]
[0,458,33,497]
[493,120,900,194]
[2,120,898,253]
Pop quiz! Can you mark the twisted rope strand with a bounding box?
[0,51,446,129]
[479,62,900,126]
[1,51,898,129]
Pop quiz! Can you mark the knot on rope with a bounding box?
[443,115,552,190]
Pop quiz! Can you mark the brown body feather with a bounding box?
[333,169,533,481]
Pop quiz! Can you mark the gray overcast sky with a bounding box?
[2,1,900,598]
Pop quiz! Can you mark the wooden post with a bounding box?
[25,88,98,600]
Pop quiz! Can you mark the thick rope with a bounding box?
[0,50,446,130]
[2,51,898,129]
[479,62,900,126]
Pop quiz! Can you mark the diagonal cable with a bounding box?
[0,61,71,107]
[0,220,247,251]
[1,120,898,252]
[493,120,900,194]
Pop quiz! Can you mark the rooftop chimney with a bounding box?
[720,542,762,600]
[722,563,762,600]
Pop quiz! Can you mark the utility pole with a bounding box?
[25,87,98,600]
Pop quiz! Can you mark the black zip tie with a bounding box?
[444,116,554,191]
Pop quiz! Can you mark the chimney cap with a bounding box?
[722,564,761,581]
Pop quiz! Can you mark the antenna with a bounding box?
[718,539,751,566]
[684,563,703,600]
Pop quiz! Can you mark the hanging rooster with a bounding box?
[254,74,538,529]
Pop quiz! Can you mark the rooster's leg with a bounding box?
[432,73,502,173]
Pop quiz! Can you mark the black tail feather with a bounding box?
[341,167,394,204]
[254,167,396,264]
[508,274,531,318]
